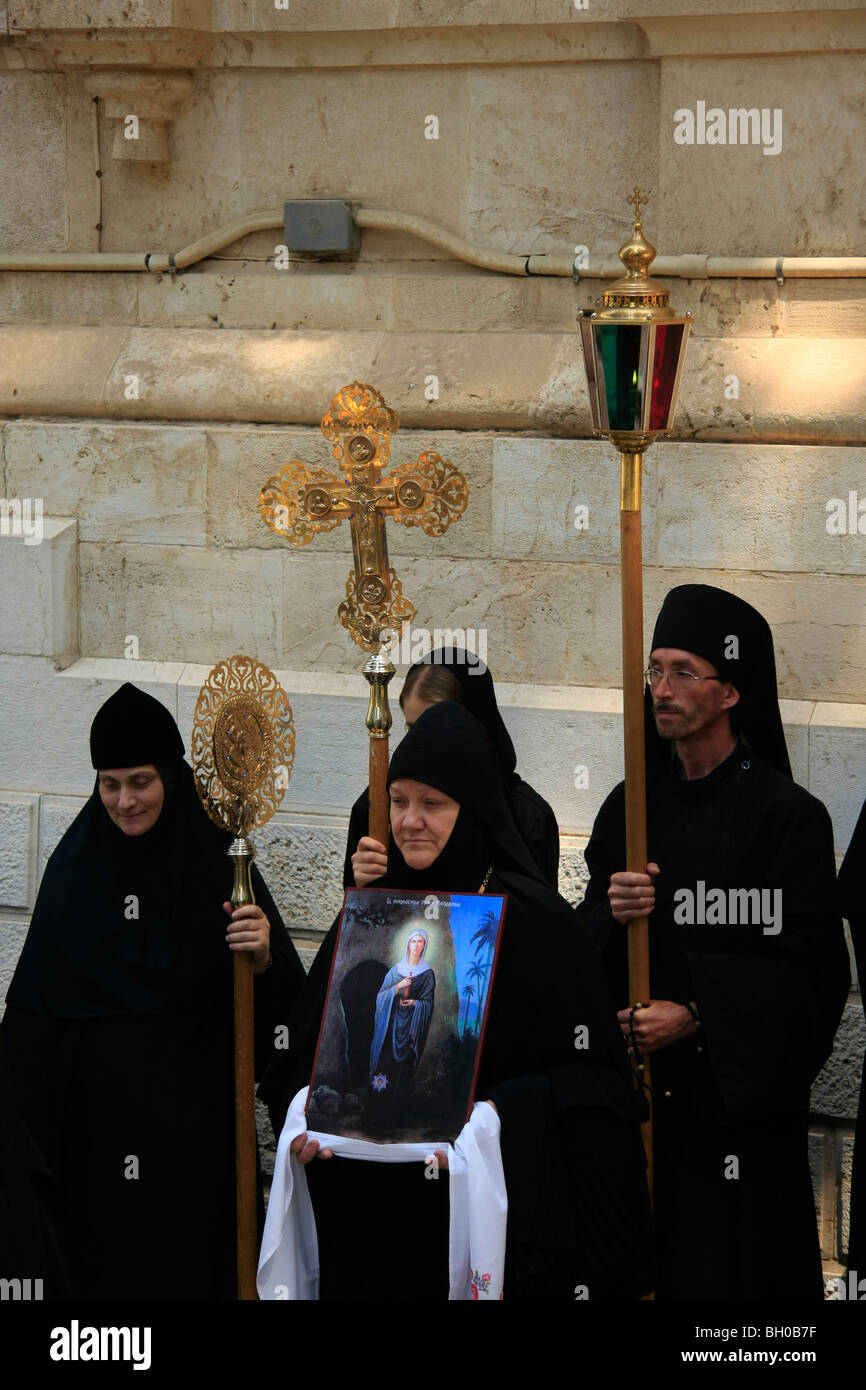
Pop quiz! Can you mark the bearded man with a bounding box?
[577,584,850,1299]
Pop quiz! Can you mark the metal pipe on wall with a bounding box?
[0,207,864,279]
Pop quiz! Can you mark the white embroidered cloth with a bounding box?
[257,1086,507,1301]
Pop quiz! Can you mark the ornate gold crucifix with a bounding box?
[259,381,468,650]
[259,381,469,844]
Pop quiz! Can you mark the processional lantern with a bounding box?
[577,188,692,1190]
[192,655,295,1300]
[259,381,469,844]
[578,186,691,464]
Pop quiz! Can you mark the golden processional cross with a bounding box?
[260,381,468,650]
[259,381,469,841]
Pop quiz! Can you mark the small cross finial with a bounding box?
[627,185,650,228]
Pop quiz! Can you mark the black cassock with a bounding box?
[2,762,305,1300]
[577,743,850,1299]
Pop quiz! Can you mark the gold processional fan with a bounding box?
[191,654,295,1302]
[192,653,295,871]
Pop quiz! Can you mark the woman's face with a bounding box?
[390,779,460,871]
[98,765,164,835]
[400,690,436,728]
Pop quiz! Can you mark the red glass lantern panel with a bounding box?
[648,323,686,431]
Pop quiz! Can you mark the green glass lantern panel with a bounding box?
[596,323,646,432]
[648,323,686,431]
[579,317,602,430]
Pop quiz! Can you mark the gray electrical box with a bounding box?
[283,199,360,256]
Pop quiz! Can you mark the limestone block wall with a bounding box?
[1,0,864,1268]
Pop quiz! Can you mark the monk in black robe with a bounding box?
[344,647,560,889]
[576,585,850,1299]
[260,701,653,1300]
[839,796,865,1276]
[1,683,305,1299]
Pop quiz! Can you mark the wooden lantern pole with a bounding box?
[620,450,653,1192]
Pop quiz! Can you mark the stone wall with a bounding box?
[1,0,864,1277]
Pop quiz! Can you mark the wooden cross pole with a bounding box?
[260,381,468,841]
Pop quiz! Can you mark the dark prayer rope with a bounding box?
[627,1003,644,1059]
[627,1001,705,1100]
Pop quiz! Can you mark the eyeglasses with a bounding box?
[645,666,723,690]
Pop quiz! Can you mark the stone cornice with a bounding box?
[635,9,866,58]
[0,23,641,71]
[3,10,865,71]
[1,322,864,444]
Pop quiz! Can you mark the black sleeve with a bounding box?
[342,789,371,889]
[573,782,629,1002]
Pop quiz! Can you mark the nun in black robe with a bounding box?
[1,684,306,1299]
[839,797,866,1275]
[576,586,850,1299]
[260,701,653,1301]
[342,648,560,889]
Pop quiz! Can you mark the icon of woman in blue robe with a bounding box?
[368,928,435,1116]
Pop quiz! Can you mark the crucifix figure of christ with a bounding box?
[259,380,469,842]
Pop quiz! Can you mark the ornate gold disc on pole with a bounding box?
[191,654,295,1301]
[259,381,469,843]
